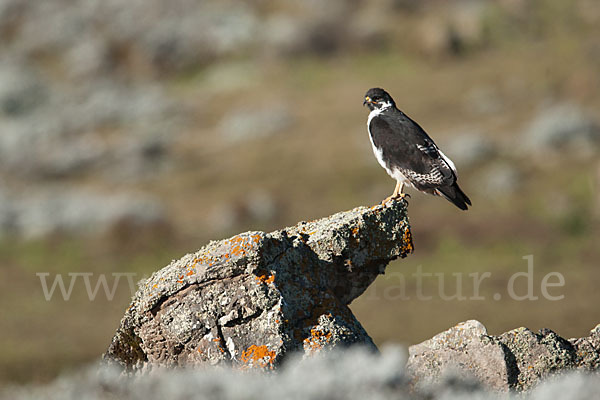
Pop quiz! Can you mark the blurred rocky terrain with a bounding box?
[1,0,599,238]
[4,347,600,400]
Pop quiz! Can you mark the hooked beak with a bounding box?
[363,96,374,106]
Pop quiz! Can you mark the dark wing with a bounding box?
[369,110,456,191]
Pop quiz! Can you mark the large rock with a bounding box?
[104,200,413,371]
[407,320,510,392]
[569,324,600,371]
[498,327,577,391]
[407,320,600,392]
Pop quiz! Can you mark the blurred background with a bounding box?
[1,0,599,384]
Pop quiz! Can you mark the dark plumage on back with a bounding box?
[363,87,471,210]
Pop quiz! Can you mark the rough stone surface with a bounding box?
[105,199,413,371]
[569,324,600,371]
[407,320,600,392]
[407,320,509,392]
[498,327,577,391]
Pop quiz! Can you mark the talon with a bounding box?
[381,192,409,205]
[401,193,410,206]
[381,182,410,205]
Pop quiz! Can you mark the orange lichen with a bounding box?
[231,235,244,244]
[402,227,414,253]
[351,227,359,235]
[255,274,275,285]
[231,245,242,256]
[303,328,333,351]
[240,345,276,369]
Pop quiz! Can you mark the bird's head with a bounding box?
[363,88,395,111]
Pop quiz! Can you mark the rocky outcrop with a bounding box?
[407,321,509,391]
[104,199,413,371]
[407,320,600,392]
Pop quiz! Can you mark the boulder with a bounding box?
[104,200,413,371]
[407,320,510,392]
[569,324,600,370]
[498,327,577,391]
[407,320,600,392]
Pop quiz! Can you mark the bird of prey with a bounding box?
[363,87,471,210]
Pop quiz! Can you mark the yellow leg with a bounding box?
[381,182,410,204]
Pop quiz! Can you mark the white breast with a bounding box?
[367,107,387,171]
[367,106,412,187]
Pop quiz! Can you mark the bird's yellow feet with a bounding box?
[381,192,411,205]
